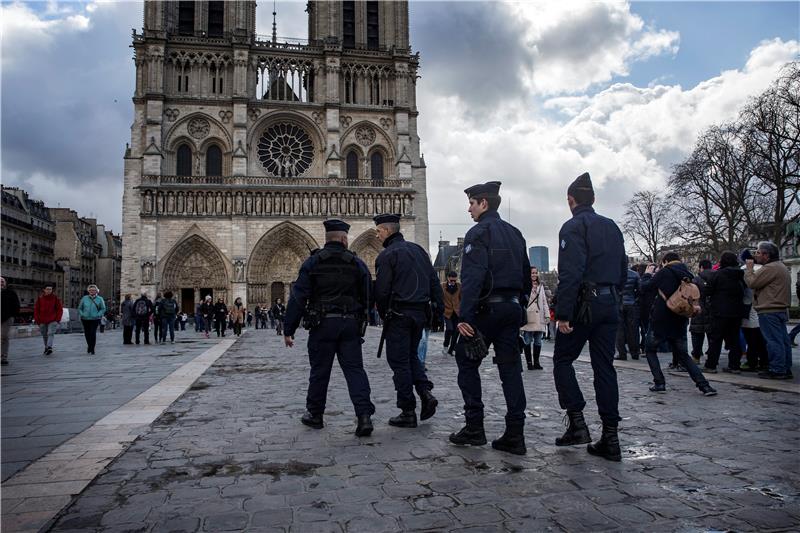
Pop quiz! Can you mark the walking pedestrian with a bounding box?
[78,284,106,355]
[551,173,628,462]
[231,297,245,336]
[200,296,213,338]
[152,293,162,343]
[120,294,135,344]
[34,284,62,356]
[99,314,108,333]
[690,260,713,365]
[1,277,20,365]
[704,251,746,373]
[194,302,203,332]
[180,312,188,331]
[640,253,716,396]
[271,299,286,336]
[133,290,153,344]
[614,263,641,360]
[159,291,178,343]
[284,219,375,436]
[521,266,548,370]
[448,182,531,455]
[246,310,253,328]
[374,213,442,430]
[441,271,461,356]
[745,242,793,379]
[213,297,228,337]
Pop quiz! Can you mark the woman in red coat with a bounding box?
[34,284,63,355]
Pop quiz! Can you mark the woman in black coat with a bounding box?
[704,251,745,372]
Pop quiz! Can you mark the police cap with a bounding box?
[373,213,401,225]
[464,181,501,199]
[323,219,350,233]
[567,172,595,205]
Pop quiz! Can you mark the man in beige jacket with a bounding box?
[744,241,792,379]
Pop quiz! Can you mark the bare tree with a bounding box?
[622,190,674,262]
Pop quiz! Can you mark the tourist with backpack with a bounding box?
[159,291,179,344]
[639,252,716,396]
[120,294,135,344]
[133,290,153,344]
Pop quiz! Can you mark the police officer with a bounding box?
[373,213,443,428]
[283,219,375,437]
[552,172,627,462]
[449,181,532,455]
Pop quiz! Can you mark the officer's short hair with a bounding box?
[380,222,400,234]
[471,195,502,211]
[325,230,348,242]
[757,241,780,262]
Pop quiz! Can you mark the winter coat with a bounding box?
[521,283,549,332]
[34,293,62,324]
[213,302,228,320]
[159,297,179,317]
[230,304,245,324]
[441,282,461,319]
[705,266,745,318]
[121,299,136,327]
[201,301,214,318]
[78,295,106,321]
[620,269,640,307]
[1,287,20,322]
[689,269,714,332]
[133,296,154,320]
[639,261,694,338]
[745,260,791,313]
[741,265,761,328]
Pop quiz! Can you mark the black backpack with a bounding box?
[134,299,149,317]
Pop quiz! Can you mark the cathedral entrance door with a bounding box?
[180,288,194,315]
[270,282,285,304]
[200,288,213,303]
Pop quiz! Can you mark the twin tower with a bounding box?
[122,1,428,313]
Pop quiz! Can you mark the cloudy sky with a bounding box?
[1,1,798,264]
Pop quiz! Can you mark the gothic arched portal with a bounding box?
[247,222,319,306]
[350,229,382,276]
[160,235,229,313]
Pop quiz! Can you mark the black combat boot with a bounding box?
[388,410,417,428]
[533,345,543,370]
[449,422,487,446]
[555,410,591,446]
[355,414,373,437]
[491,424,526,455]
[300,411,323,429]
[587,423,621,462]
[419,390,438,421]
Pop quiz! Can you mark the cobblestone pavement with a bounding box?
[2,328,219,481]
[46,327,799,532]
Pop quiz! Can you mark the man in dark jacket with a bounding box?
[615,265,640,360]
[704,251,745,373]
[271,299,286,336]
[213,297,228,337]
[689,259,713,365]
[133,291,153,345]
[1,277,20,365]
[640,252,716,395]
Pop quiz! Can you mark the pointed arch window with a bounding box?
[178,1,195,35]
[208,1,224,37]
[206,145,222,176]
[177,144,192,176]
[342,1,356,49]
[367,1,380,50]
[346,151,359,183]
[370,152,384,184]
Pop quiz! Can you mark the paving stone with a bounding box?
[250,508,293,528]
[202,512,249,531]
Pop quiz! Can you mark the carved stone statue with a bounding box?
[234,260,245,282]
[142,261,154,283]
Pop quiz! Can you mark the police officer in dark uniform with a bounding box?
[449,181,532,455]
[283,219,375,437]
[373,213,443,428]
[552,172,627,462]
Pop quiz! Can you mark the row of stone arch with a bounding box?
[158,221,382,306]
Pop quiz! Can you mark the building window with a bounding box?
[177,144,193,176]
[177,74,189,92]
[367,1,379,50]
[346,151,359,182]
[206,145,223,176]
[208,1,224,37]
[178,1,195,35]
[342,0,355,49]
[370,152,384,183]
[211,66,224,94]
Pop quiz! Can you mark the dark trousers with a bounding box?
[553,293,621,425]
[645,330,709,388]
[306,318,375,417]
[153,317,161,341]
[742,327,768,370]
[214,317,226,337]
[706,317,743,370]
[82,319,100,352]
[135,318,150,344]
[455,302,526,426]
[275,319,284,335]
[160,316,175,342]
[233,322,242,336]
[123,325,133,344]
[615,305,640,357]
[385,309,433,411]
[690,330,706,359]
[180,321,186,331]
[443,314,460,352]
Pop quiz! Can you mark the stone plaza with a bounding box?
[2,327,798,532]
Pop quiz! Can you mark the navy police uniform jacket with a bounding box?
[555,205,627,321]
[458,210,531,325]
[284,242,372,337]
[374,232,443,317]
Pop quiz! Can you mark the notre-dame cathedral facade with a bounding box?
[121,0,428,313]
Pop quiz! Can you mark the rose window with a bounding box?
[257,123,314,177]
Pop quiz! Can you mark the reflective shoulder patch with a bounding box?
[561,239,567,250]
[464,244,472,254]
